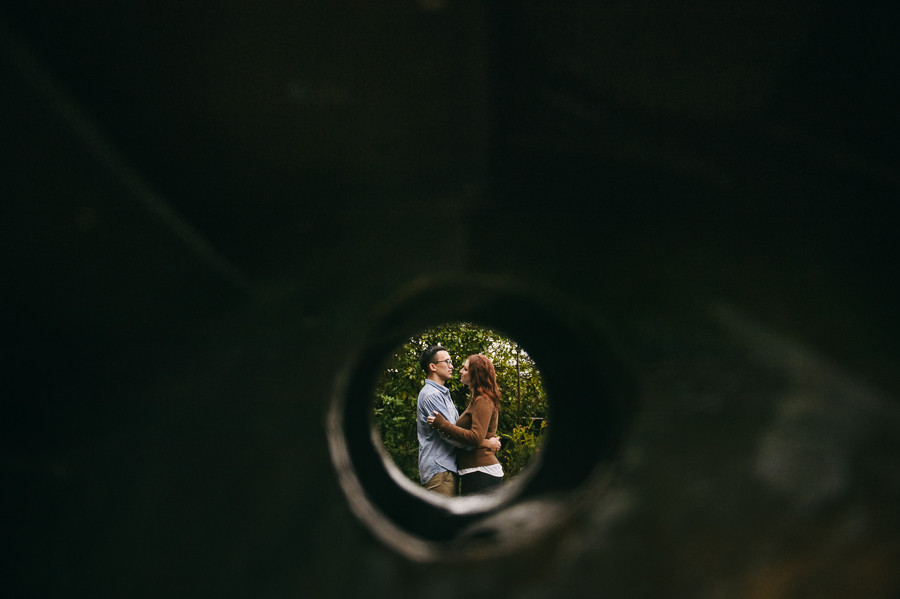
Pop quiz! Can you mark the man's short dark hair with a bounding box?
[419,345,447,373]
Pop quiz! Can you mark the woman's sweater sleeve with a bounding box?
[430,397,493,446]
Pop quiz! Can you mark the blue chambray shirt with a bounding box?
[416,379,471,484]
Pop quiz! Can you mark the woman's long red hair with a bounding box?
[466,354,502,412]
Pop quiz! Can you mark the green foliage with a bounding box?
[372,393,420,481]
[372,322,548,484]
[497,421,546,479]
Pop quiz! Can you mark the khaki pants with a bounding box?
[424,471,458,497]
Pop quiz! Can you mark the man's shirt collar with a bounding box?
[424,379,449,394]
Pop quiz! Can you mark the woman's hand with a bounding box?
[426,411,438,426]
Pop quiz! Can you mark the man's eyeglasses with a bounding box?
[431,359,453,367]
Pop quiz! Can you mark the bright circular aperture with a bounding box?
[372,322,548,491]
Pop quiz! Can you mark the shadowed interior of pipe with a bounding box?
[328,278,635,560]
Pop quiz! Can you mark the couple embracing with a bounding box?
[416,345,504,497]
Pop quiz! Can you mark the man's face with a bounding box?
[431,350,454,383]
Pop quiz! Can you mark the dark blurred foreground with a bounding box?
[2,2,898,597]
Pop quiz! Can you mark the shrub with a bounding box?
[498,421,545,480]
[373,393,419,482]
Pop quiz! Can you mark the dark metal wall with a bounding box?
[2,2,898,597]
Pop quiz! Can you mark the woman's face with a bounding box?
[459,359,471,386]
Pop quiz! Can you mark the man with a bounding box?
[416,345,501,496]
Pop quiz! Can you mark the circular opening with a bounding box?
[372,322,549,495]
[328,277,634,560]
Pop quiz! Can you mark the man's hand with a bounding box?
[485,436,502,453]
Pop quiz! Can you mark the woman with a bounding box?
[428,354,504,495]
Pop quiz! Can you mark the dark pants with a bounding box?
[460,471,503,495]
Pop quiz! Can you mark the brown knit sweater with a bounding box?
[430,395,500,470]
